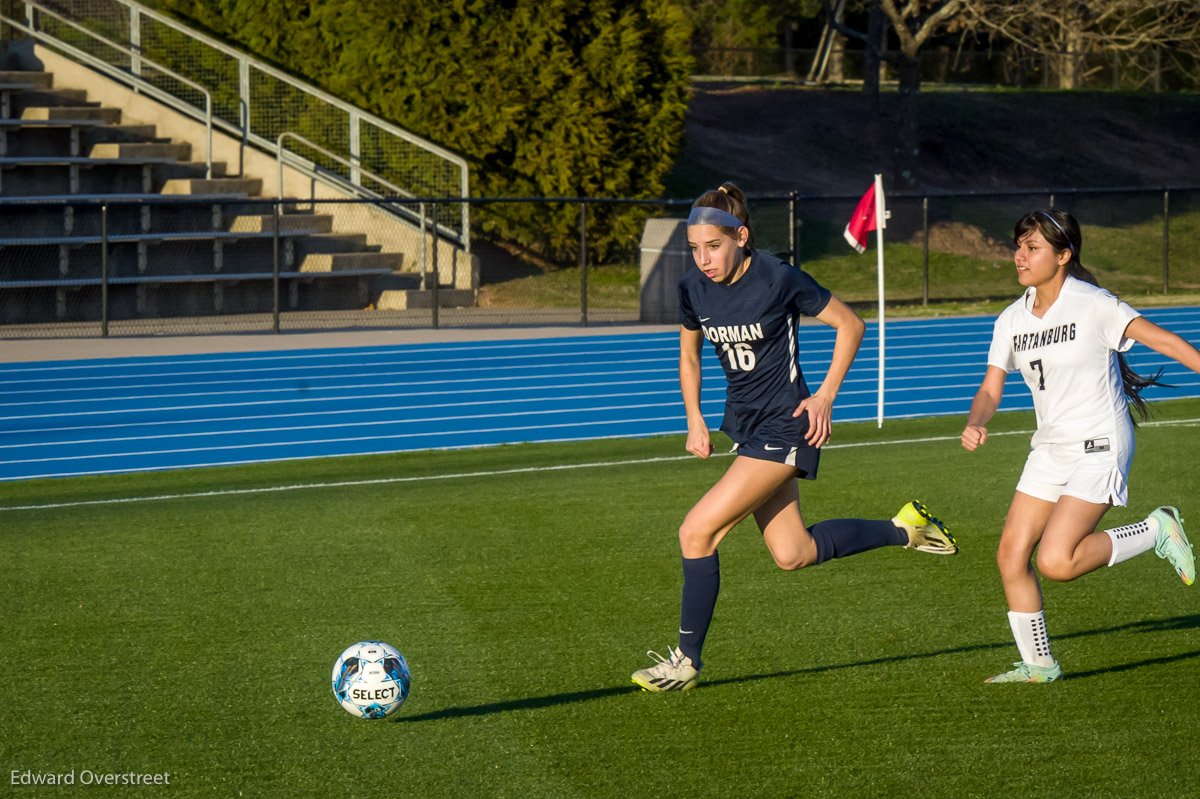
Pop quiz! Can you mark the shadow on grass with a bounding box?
[397,685,642,722]
[397,614,1200,722]
[708,613,1200,689]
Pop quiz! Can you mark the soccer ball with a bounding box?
[331,640,411,719]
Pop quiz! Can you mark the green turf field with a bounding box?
[3,401,1199,797]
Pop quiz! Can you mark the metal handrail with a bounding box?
[276,131,461,248]
[276,132,410,202]
[2,1,212,178]
[9,0,469,251]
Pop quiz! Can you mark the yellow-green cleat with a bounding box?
[893,500,957,555]
[632,646,699,692]
[985,660,1063,683]
[1151,506,1195,586]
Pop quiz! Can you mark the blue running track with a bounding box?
[2,308,1199,481]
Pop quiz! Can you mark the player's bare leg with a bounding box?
[988,491,1063,683]
[633,457,794,692]
[753,477,818,570]
[1035,496,1113,583]
[996,491,1056,612]
[678,456,799,558]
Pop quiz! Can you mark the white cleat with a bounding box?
[631,646,699,692]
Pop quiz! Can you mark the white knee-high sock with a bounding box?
[1007,610,1055,667]
[1105,516,1158,566]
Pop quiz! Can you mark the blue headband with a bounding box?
[1038,212,1076,255]
[688,205,745,229]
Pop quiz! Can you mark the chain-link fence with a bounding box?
[768,187,1200,311]
[1,188,1197,338]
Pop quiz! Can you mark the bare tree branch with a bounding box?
[961,0,1200,57]
[879,0,967,57]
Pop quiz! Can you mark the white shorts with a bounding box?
[1016,437,1134,507]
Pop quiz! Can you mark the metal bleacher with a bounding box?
[0,70,410,324]
[0,0,475,332]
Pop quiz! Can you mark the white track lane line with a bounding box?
[6,419,1199,512]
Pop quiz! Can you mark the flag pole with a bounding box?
[874,173,885,428]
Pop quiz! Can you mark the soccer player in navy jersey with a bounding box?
[631,183,957,693]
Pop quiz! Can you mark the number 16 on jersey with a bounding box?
[721,342,756,371]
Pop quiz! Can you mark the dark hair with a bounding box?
[692,182,755,256]
[1014,209,1164,423]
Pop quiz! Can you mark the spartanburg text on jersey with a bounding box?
[987,275,1142,449]
[678,251,832,444]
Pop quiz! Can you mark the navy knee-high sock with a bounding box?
[678,552,720,670]
[809,518,907,564]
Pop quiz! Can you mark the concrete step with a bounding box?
[89,142,192,160]
[228,213,333,234]
[0,71,54,90]
[161,177,262,195]
[293,232,369,254]
[375,288,475,310]
[300,251,403,273]
[4,124,172,158]
[10,88,89,112]
[98,125,164,141]
[21,105,122,123]
[156,161,229,180]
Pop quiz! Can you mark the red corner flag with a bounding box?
[843,182,880,253]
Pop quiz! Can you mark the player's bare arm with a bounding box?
[1124,316,1200,376]
[962,365,1007,451]
[679,325,714,458]
[794,296,864,448]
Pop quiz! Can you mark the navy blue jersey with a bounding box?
[678,251,832,445]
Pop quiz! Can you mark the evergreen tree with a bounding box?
[155,0,694,261]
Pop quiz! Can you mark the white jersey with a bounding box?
[988,276,1141,450]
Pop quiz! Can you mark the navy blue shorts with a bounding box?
[731,433,820,479]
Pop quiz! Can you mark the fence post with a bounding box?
[1163,189,1170,294]
[431,202,440,329]
[238,59,250,177]
[579,201,588,327]
[922,197,929,306]
[272,198,280,333]
[418,201,427,290]
[129,6,141,78]
[788,191,796,263]
[101,203,109,338]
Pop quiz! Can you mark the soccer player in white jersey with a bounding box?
[631,183,957,693]
[962,209,1200,684]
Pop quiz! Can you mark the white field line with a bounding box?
[0,335,687,376]
[1,307,1192,376]
[5,418,1198,512]
[2,377,994,437]
[0,350,685,389]
[0,355,681,391]
[0,400,690,453]
[5,328,1191,403]
[0,385,1036,456]
[1,310,1193,380]
[8,386,716,435]
[0,332,998,390]
[5,381,1198,457]
[3,351,1190,414]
